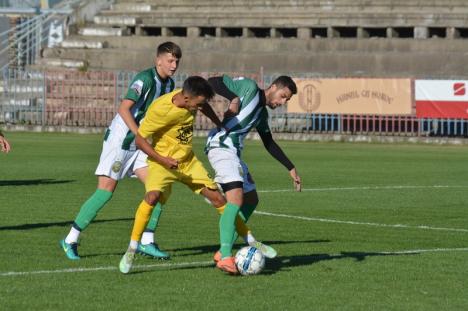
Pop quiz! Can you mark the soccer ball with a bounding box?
[235,246,265,276]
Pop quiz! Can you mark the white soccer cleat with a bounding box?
[119,251,136,274]
[250,241,277,259]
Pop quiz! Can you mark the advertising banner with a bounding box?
[288,78,412,115]
[415,80,468,119]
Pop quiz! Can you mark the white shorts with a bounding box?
[207,148,256,193]
[95,139,148,181]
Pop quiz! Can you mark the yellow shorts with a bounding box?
[145,154,217,204]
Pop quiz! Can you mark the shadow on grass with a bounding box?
[0,179,75,186]
[165,239,331,257]
[132,250,418,274]
[262,251,418,275]
[0,218,133,231]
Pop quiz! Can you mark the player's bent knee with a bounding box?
[144,191,160,206]
[210,191,227,208]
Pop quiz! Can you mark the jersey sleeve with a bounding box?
[138,103,171,139]
[222,75,258,101]
[125,72,151,102]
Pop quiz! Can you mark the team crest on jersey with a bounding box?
[130,80,144,96]
[176,125,193,145]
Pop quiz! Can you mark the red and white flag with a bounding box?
[416,80,468,119]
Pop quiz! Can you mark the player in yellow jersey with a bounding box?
[119,76,240,274]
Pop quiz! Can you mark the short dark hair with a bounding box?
[271,76,297,95]
[183,76,215,100]
[157,41,182,59]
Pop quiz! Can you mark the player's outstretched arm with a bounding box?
[259,131,301,192]
[0,134,11,153]
[289,167,302,192]
[135,134,178,169]
[199,102,222,128]
[224,97,240,119]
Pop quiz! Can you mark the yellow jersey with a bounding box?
[138,89,195,163]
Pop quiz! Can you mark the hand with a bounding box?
[0,136,11,153]
[289,168,301,192]
[162,157,179,170]
[223,97,240,119]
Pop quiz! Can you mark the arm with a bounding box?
[0,131,11,153]
[199,102,223,128]
[258,131,302,192]
[207,76,240,119]
[118,99,139,135]
[224,97,240,119]
[135,133,179,169]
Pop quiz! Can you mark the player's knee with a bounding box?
[210,191,226,208]
[144,191,160,206]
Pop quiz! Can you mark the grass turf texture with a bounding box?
[0,132,467,310]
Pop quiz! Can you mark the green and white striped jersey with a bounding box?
[205,75,270,155]
[106,67,175,150]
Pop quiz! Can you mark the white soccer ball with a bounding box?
[235,246,265,276]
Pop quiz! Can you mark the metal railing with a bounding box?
[1,67,468,138]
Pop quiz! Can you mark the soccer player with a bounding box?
[60,42,184,260]
[0,130,11,153]
[119,76,239,274]
[206,75,302,263]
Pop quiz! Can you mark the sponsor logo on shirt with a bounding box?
[130,80,144,96]
[176,125,193,145]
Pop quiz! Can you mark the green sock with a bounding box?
[240,203,257,221]
[74,189,113,230]
[230,204,257,245]
[219,203,240,258]
[145,202,163,231]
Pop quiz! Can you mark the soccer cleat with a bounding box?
[137,243,170,259]
[213,250,221,263]
[119,251,136,274]
[216,256,239,274]
[251,241,277,259]
[59,239,80,260]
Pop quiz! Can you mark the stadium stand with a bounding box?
[36,0,468,77]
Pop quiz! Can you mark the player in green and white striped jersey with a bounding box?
[206,75,302,265]
[60,42,181,261]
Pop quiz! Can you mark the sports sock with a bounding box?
[73,189,113,230]
[140,202,163,244]
[128,240,138,251]
[245,232,256,245]
[240,203,257,222]
[219,203,240,258]
[65,226,81,244]
[131,200,154,242]
[215,205,250,244]
[140,232,154,245]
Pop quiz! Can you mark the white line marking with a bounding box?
[378,248,468,255]
[0,261,214,277]
[2,248,468,277]
[254,211,468,233]
[257,185,468,193]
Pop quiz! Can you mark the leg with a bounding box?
[240,189,259,222]
[134,166,168,258]
[60,176,115,260]
[120,190,161,274]
[241,189,277,258]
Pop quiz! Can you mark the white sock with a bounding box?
[128,240,138,251]
[65,227,81,244]
[140,232,154,245]
[245,232,256,245]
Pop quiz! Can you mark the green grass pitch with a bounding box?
[1,132,467,310]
